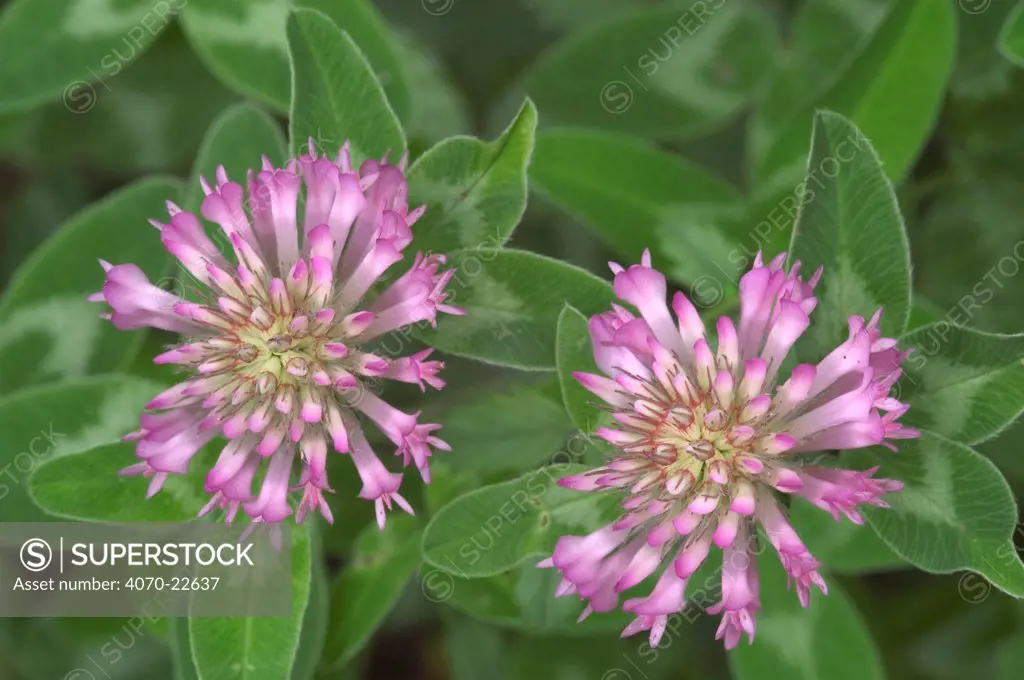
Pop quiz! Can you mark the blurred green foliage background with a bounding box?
[1,0,1023,679]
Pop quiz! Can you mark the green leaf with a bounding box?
[30,34,237,176]
[322,516,422,669]
[0,177,182,392]
[190,526,313,680]
[293,532,329,680]
[730,553,885,680]
[555,305,607,436]
[850,431,1024,598]
[0,0,173,113]
[788,500,906,575]
[181,0,411,122]
[417,249,614,370]
[529,129,743,267]
[28,441,208,523]
[0,375,162,522]
[789,111,911,356]
[900,325,1024,445]
[437,564,632,636]
[172,618,200,680]
[753,0,955,190]
[287,7,405,166]
[999,1,1024,68]
[184,102,287,212]
[408,99,537,254]
[997,632,1024,680]
[421,464,616,578]
[440,387,573,474]
[523,2,778,139]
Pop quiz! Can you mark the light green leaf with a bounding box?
[421,464,616,578]
[321,516,421,669]
[184,102,287,212]
[440,387,573,474]
[899,325,1024,445]
[753,0,955,190]
[408,99,536,254]
[0,177,181,392]
[181,0,411,122]
[530,128,743,267]
[189,526,312,680]
[788,501,906,574]
[523,2,778,139]
[0,375,162,522]
[28,441,208,523]
[287,7,405,166]
[999,2,1024,68]
[555,305,608,436]
[730,553,885,680]
[416,249,615,371]
[789,111,911,356]
[850,431,1024,598]
[0,0,174,114]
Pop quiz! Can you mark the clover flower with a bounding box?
[539,251,918,649]
[91,141,462,528]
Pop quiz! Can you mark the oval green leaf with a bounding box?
[408,99,536,254]
[899,325,1024,445]
[0,0,174,114]
[29,441,210,523]
[0,375,163,522]
[851,431,1024,598]
[789,111,912,356]
[287,7,405,166]
[530,128,743,268]
[0,177,182,392]
[439,386,573,474]
[189,526,313,680]
[421,464,617,578]
[753,0,955,190]
[181,0,411,122]
[416,249,615,370]
[555,304,608,436]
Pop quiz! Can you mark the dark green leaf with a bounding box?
[730,553,885,680]
[322,516,422,669]
[555,305,607,436]
[999,1,1024,68]
[524,2,779,139]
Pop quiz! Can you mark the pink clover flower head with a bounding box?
[539,250,917,649]
[91,141,463,529]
